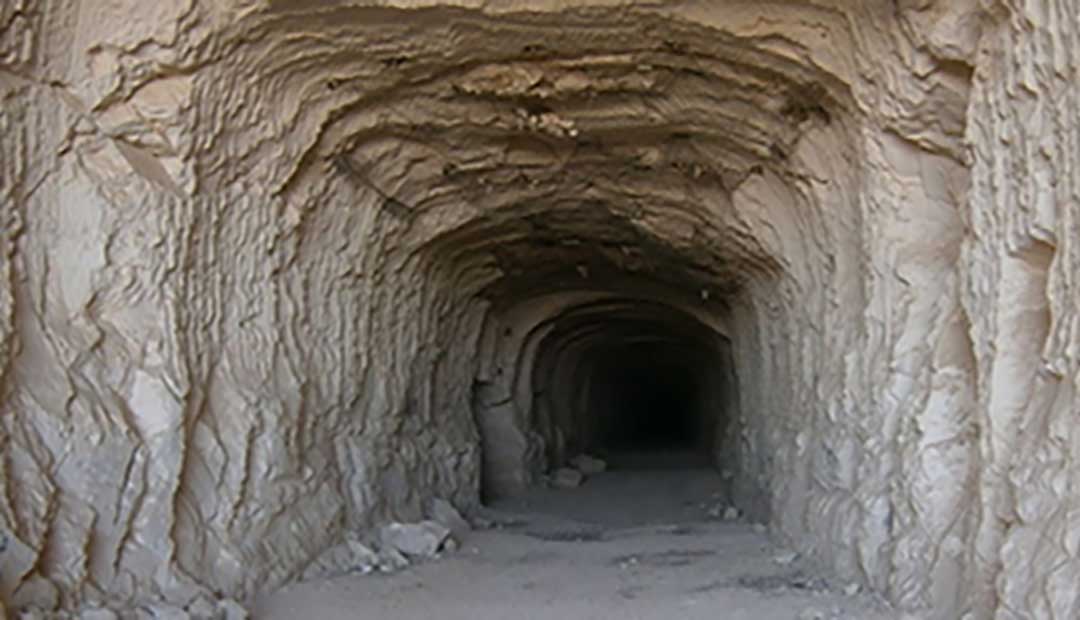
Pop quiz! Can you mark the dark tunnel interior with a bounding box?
[587,343,713,461]
[474,296,741,499]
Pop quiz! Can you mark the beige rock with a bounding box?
[216,599,249,620]
[1,2,1077,619]
[569,454,607,475]
[301,538,379,580]
[377,548,410,573]
[551,468,585,489]
[379,522,451,558]
[430,499,471,542]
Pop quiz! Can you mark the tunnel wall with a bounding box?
[1,1,1077,619]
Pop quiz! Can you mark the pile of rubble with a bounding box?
[9,500,475,620]
[13,595,248,620]
[301,498,473,580]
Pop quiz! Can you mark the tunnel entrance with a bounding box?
[473,296,743,509]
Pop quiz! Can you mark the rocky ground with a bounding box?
[255,458,902,620]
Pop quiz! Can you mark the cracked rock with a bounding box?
[430,498,471,541]
[551,468,584,489]
[379,521,452,558]
[569,454,607,475]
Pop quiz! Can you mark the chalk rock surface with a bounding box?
[0,2,1077,620]
[569,455,607,476]
[551,468,585,490]
[380,522,453,558]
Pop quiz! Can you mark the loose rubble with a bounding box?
[551,468,585,489]
[430,499,472,541]
[569,454,607,475]
[380,521,453,558]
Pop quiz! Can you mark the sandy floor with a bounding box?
[255,459,901,620]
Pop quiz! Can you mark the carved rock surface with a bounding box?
[379,522,452,559]
[0,2,1077,620]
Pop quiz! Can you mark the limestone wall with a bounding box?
[0,1,1076,618]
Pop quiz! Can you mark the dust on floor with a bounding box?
[255,464,902,620]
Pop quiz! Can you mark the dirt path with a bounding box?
[255,465,901,620]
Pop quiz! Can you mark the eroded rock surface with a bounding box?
[1,1,1077,619]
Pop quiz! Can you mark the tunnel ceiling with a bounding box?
[207,4,855,303]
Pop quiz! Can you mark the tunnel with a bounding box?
[588,341,710,457]
[6,2,1074,619]
[471,294,742,503]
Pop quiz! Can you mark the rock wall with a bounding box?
[0,1,1076,619]
[964,2,1079,618]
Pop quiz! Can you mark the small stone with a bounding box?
[344,538,379,569]
[551,467,584,489]
[302,537,379,580]
[217,599,249,620]
[380,521,451,558]
[773,550,799,565]
[752,523,767,534]
[844,582,861,596]
[723,506,740,521]
[378,546,410,572]
[569,454,606,475]
[185,596,217,619]
[145,605,190,620]
[79,609,119,620]
[430,498,471,541]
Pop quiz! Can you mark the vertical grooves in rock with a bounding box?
[0,2,1076,619]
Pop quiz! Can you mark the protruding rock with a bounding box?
[302,537,379,580]
[377,547,410,572]
[430,498,471,541]
[379,521,451,558]
[145,605,190,620]
[569,454,606,475]
[773,551,799,565]
[185,596,217,619]
[79,609,119,620]
[551,467,584,489]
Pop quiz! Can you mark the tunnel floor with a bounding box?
[257,466,901,620]
[492,452,719,528]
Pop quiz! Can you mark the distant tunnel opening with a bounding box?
[587,343,713,463]
[473,295,742,501]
